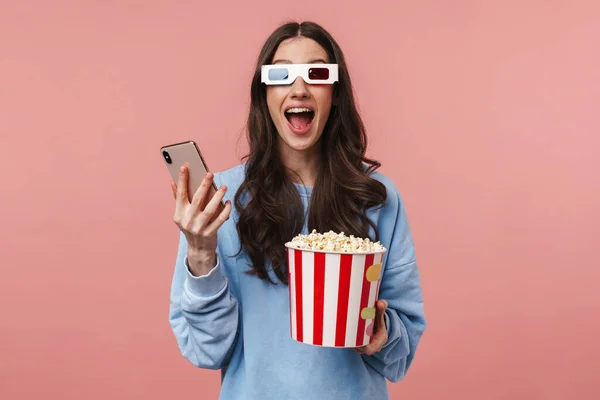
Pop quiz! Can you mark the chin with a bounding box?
[283,128,322,152]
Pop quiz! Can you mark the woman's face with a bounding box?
[266,37,334,159]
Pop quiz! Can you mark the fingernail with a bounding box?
[180,166,185,173]
[220,185,227,191]
[207,172,213,179]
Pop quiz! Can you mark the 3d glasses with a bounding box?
[261,64,339,85]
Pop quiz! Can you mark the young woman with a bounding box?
[168,21,426,400]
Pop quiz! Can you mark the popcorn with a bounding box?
[286,230,386,253]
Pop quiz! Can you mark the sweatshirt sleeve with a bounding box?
[168,231,240,370]
[361,188,426,382]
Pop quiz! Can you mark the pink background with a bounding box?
[1,1,599,399]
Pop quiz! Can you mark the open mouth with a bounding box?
[285,107,315,132]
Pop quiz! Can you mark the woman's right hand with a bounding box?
[171,165,232,277]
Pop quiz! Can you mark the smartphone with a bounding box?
[160,140,225,210]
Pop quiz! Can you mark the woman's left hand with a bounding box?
[354,299,388,356]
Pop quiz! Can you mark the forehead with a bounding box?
[272,37,330,64]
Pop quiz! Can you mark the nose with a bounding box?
[289,77,310,99]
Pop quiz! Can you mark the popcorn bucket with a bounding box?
[285,246,386,348]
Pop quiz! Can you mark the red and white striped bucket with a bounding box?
[285,246,386,348]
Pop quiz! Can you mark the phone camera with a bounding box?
[163,151,172,164]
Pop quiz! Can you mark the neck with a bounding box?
[279,142,321,187]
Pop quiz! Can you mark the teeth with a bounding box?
[286,107,313,114]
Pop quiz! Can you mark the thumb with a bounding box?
[171,181,177,200]
[379,300,387,322]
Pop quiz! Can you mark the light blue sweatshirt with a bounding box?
[169,163,426,400]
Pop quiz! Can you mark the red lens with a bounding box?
[308,67,329,80]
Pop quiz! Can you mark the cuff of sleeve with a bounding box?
[384,312,391,335]
[184,254,227,297]
[381,311,397,350]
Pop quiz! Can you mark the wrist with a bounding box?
[187,248,217,276]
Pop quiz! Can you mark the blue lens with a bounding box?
[268,68,289,81]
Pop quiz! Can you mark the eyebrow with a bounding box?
[272,58,328,64]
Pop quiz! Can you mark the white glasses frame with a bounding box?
[261,64,339,85]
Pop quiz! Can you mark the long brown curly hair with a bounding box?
[234,21,387,284]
